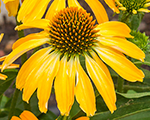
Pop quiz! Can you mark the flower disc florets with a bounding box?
[48,7,99,56]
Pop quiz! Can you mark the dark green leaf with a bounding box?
[38,110,57,120]
[0,69,18,96]
[91,94,150,120]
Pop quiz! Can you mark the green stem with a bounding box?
[117,77,124,93]
[63,116,67,120]
[8,89,20,120]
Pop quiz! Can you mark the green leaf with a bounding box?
[38,110,57,120]
[0,95,9,109]
[0,69,18,96]
[134,61,150,66]
[114,108,150,120]
[68,100,81,119]
[117,90,150,98]
[90,95,150,120]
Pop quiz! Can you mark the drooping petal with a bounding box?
[0,33,4,42]
[84,0,109,24]
[16,47,51,93]
[98,36,145,61]
[37,53,60,113]
[12,31,49,49]
[3,0,19,16]
[2,38,49,71]
[17,0,50,23]
[11,116,21,120]
[22,51,55,103]
[68,0,82,9]
[91,51,112,81]
[45,0,66,20]
[54,56,74,116]
[85,55,116,113]
[15,19,50,31]
[19,110,38,120]
[96,21,133,38]
[75,58,96,116]
[0,64,19,69]
[0,55,7,62]
[104,0,120,13]
[0,73,7,80]
[95,44,144,82]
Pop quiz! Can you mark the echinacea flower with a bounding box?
[0,33,19,80]
[11,110,38,120]
[0,0,20,16]
[2,7,145,116]
[17,0,120,23]
[114,0,150,14]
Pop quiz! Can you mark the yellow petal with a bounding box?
[11,116,21,120]
[0,73,7,80]
[2,38,49,71]
[15,19,50,31]
[95,45,144,82]
[0,55,7,62]
[119,7,126,11]
[85,0,109,24]
[98,36,145,61]
[0,33,4,42]
[76,116,89,120]
[104,0,120,13]
[45,0,66,20]
[3,0,19,16]
[138,8,150,13]
[16,47,51,92]
[12,31,49,50]
[144,3,150,7]
[68,0,82,9]
[91,51,112,81]
[37,53,60,113]
[0,64,19,69]
[96,21,133,38]
[20,110,38,120]
[17,0,50,23]
[54,56,74,116]
[67,57,76,109]
[85,55,116,113]
[75,58,96,116]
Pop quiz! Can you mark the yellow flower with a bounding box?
[0,0,20,16]
[17,0,120,23]
[114,0,150,14]
[2,7,145,116]
[0,33,19,80]
[11,110,38,120]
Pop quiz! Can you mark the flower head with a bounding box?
[115,0,150,14]
[2,7,145,116]
[0,0,20,16]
